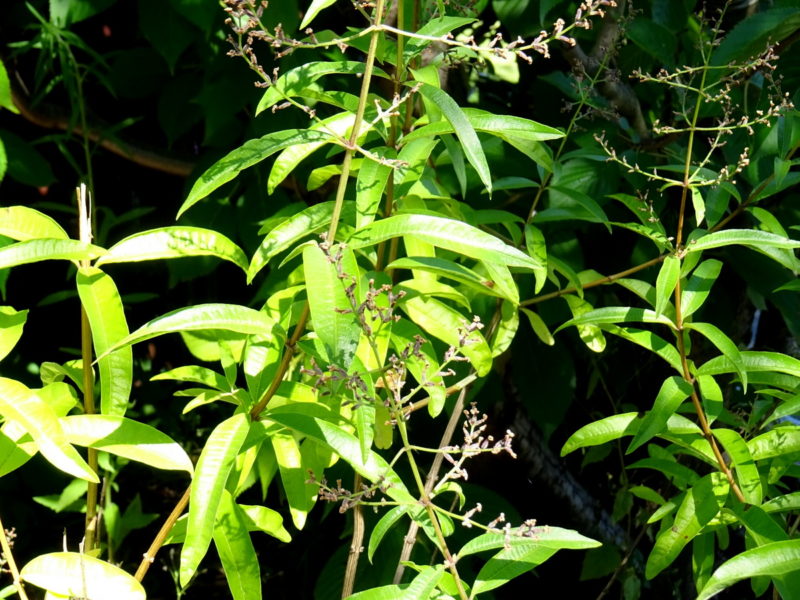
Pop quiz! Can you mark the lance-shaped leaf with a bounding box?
[303,243,361,368]
[179,129,331,216]
[20,552,145,600]
[271,427,315,530]
[248,201,356,282]
[460,526,600,557]
[77,267,132,416]
[627,376,694,454]
[415,83,492,194]
[564,295,606,353]
[655,255,680,317]
[0,378,97,483]
[368,505,409,562]
[713,429,761,504]
[524,224,548,293]
[687,322,747,391]
[0,238,106,270]
[646,473,729,579]
[181,412,250,586]
[686,229,800,253]
[257,61,388,114]
[104,304,275,357]
[356,150,393,229]
[389,319,446,416]
[262,407,412,503]
[349,214,540,271]
[561,412,701,456]
[698,351,800,380]
[681,259,722,318]
[0,306,27,362]
[400,294,492,377]
[388,256,511,301]
[521,308,555,346]
[598,325,683,373]
[152,365,230,391]
[556,306,677,331]
[214,490,261,600]
[60,414,193,474]
[96,227,248,273]
[697,540,800,600]
[299,0,336,29]
[0,206,68,240]
[748,427,800,461]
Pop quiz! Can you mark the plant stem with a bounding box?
[134,487,191,582]
[77,184,99,553]
[327,0,387,244]
[0,515,29,600]
[341,473,365,598]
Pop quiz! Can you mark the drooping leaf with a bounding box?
[697,540,800,600]
[521,307,555,346]
[20,553,145,600]
[76,267,132,416]
[655,255,680,317]
[368,505,408,563]
[0,379,97,483]
[472,544,559,595]
[713,429,761,505]
[646,473,729,579]
[627,376,694,454]
[699,351,800,380]
[400,294,492,377]
[415,83,492,194]
[302,243,361,368]
[687,322,747,391]
[214,491,262,600]
[0,206,68,240]
[0,239,106,270]
[460,526,601,557]
[686,230,800,254]
[181,412,250,586]
[556,306,677,331]
[387,256,513,301]
[180,129,331,216]
[0,306,27,362]
[681,259,722,318]
[299,0,337,29]
[349,214,541,271]
[60,414,193,473]
[271,427,315,530]
[96,227,248,273]
[356,149,394,229]
[563,295,606,353]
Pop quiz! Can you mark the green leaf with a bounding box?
[521,308,555,346]
[713,429,761,505]
[627,376,693,454]
[77,267,132,416]
[691,187,705,227]
[403,16,475,60]
[249,201,356,282]
[460,526,601,557]
[556,306,677,331]
[0,60,19,114]
[686,229,800,253]
[697,540,800,600]
[299,0,336,29]
[681,259,722,318]
[180,129,331,216]
[302,243,361,368]
[0,306,27,362]
[96,227,248,272]
[415,83,492,194]
[0,239,106,270]
[748,427,800,461]
[388,256,513,302]
[598,325,683,373]
[400,294,492,377]
[473,544,559,595]
[563,295,606,353]
[238,503,291,543]
[655,255,680,317]
[261,408,412,503]
[389,319,446,416]
[646,473,729,579]
[20,552,145,600]
[271,428,315,530]
[152,365,230,391]
[349,214,541,271]
[0,206,68,240]
[524,224,548,293]
[214,491,262,600]
[107,304,276,355]
[561,412,701,456]
[699,351,800,380]
[257,61,387,114]
[687,322,747,391]
[0,378,98,483]
[60,414,193,473]
[356,150,393,229]
[181,412,250,586]
[368,505,408,562]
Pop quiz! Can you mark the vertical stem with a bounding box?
[341,474,365,598]
[327,0,387,243]
[77,184,99,552]
[0,515,30,600]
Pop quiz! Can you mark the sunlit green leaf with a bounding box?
[21,553,145,600]
[686,229,800,253]
[655,255,680,317]
[60,414,193,473]
[96,227,248,273]
[0,206,67,240]
[0,239,105,270]
[627,376,693,454]
[0,306,27,362]
[214,491,261,600]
